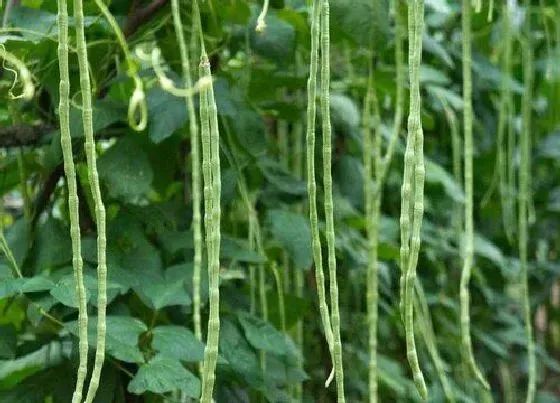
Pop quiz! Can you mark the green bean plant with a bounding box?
[0,1,559,402]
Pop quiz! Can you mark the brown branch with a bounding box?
[124,0,169,37]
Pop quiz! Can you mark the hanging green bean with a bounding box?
[320,1,345,399]
[56,1,89,402]
[193,1,222,401]
[170,0,203,350]
[400,0,428,399]
[306,0,335,383]
[460,0,490,390]
[72,0,109,401]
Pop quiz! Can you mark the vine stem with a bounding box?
[92,0,147,131]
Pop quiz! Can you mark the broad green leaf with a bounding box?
[266,209,312,269]
[49,273,95,308]
[219,319,264,388]
[237,311,291,357]
[146,87,187,143]
[151,325,205,362]
[32,217,72,270]
[0,325,17,359]
[330,0,389,49]
[66,316,147,363]
[473,234,504,268]
[258,157,306,196]
[425,159,465,203]
[0,276,54,299]
[128,356,201,397]
[335,156,364,210]
[98,136,154,200]
[420,66,451,85]
[250,10,296,63]
[51,100,125,140]
[330,93,360,133]
[221,236,267,263]
[134,275,191,310]
[2,220,29,270]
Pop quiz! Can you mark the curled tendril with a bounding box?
[0,45,34,101]
[255,0,270,33]
[151,48,213,97]
[127,76,148,131]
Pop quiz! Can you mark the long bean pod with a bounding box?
[72,0,109,401]
[56,1,89,401]
[401,0,428,399]
[193,1,222,400]
[460,0,490,390]
[170,0,203,349]
[306,0,335,379]
[320,1,345,400]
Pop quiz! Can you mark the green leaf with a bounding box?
[219,319,264,388]
[2,220,29,270]
[63,100,125,139]
[49,273,95,308]
[66,316,147,363]
[98,136,154,200]
[128,356,201,397]
[0,325,17,359]
[425,159,465,203]
[151,325,205,362]
[0,276,54,299]
[146,87,187,143]
[134,275,191,310]
[32,217,72,270]
[237,311,293,357]
[335,156,364,210]
[330,0,389,49]
[267,209,312,269]
[258,157,306,196]
[250,10,296,63]
[474,234,505,268]
[330,93,360,133]
[420,66,451,85]
[221,236,267,263]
